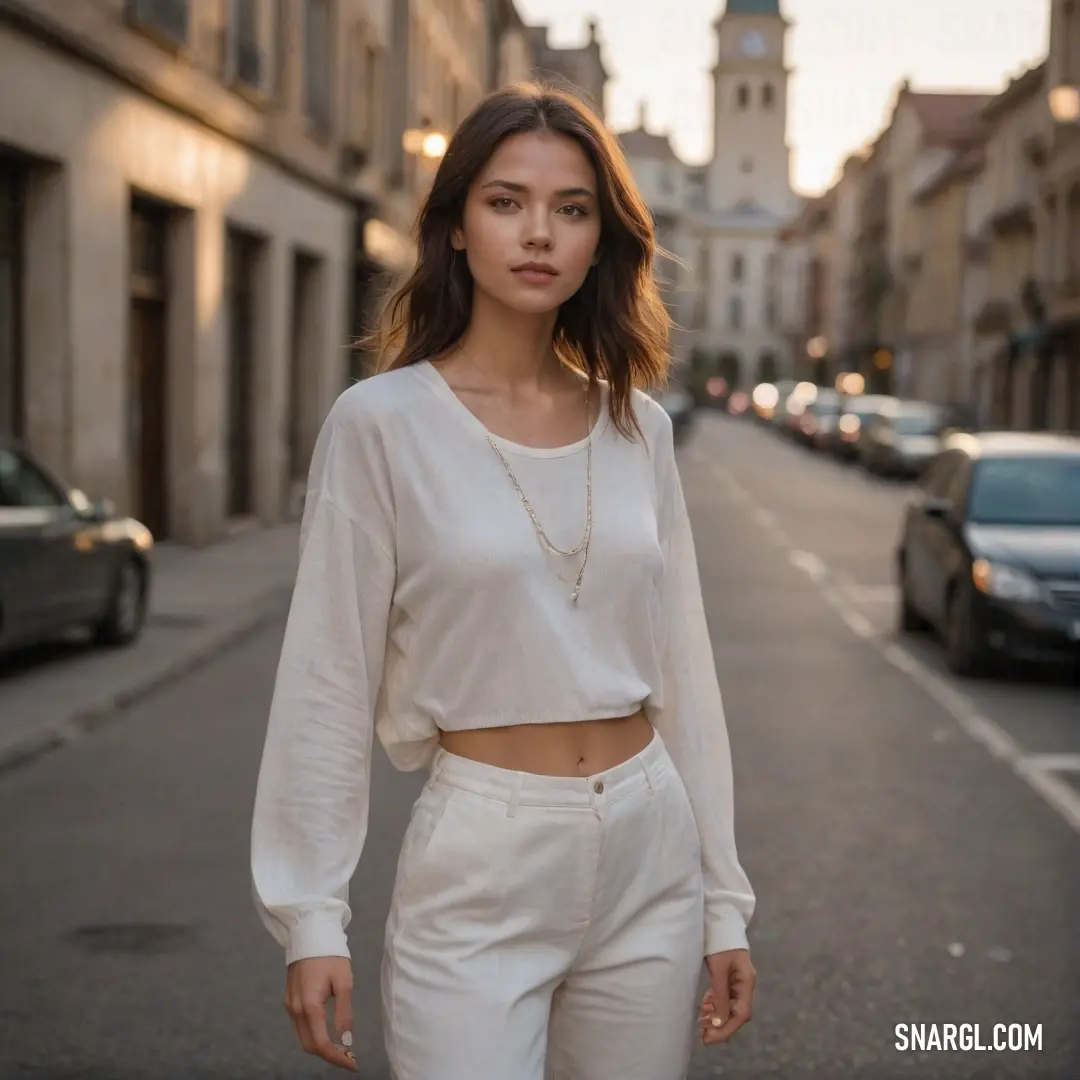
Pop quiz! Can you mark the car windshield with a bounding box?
[850,398,887,418]
[894,412,941,435]
[967,456,1080,526]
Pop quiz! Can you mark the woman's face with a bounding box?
[452,130,602,315]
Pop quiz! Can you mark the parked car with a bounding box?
[774,381,818,439]
[797,388,843,450]
[895,431,1080,675]
[829,394,897,461]
[767,380,799,430]
[860,400,946,477]
[655,384,696,444]
[0,440,154,654]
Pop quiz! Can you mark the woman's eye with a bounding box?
[561,204,588,217]
[489,197,516,210]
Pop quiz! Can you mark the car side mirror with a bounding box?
[922,496,952,518]
[90,498,115,523]
[73,492,114,523]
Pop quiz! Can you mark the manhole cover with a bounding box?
[63,922,195,955]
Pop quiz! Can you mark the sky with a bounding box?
[514,0,1050,195]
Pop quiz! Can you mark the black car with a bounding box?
[829,394,897,460]
[797,388,842,450]
[896,432,1080,675]
[0,440,154,654]
[861,400,946,478]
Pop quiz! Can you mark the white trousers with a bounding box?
[380,729,706,1080]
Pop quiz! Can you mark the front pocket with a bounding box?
[393,785,457,910]
[666,770,703,866]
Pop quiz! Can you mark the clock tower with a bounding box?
[709,0,793,215]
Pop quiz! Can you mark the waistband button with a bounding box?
[593,781,605,794]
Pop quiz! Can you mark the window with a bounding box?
[728,296,743,330]
[763,83,775,108]
[449,77,460,128]
[894,408,944,435]
[967,456,1080,526]
[764,293,777,329]
[274,0,290,101]
[736,84,750,109]
[125,0,189,47]
[0,449,65,508]
[730,253,744,282]
[347,22,382,153]
[227,0,263,89]
[304,0,333,134]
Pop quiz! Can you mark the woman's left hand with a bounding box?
[698,949,756,1045]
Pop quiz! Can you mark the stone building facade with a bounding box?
[0,0,411,545]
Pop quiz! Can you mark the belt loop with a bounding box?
[640,753,655,795]
[506,772,524,819]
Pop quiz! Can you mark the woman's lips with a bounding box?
[512,268,558,285]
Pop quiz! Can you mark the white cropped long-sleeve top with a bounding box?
[250,359,755,965]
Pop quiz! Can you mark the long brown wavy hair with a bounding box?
[368,82,672,441]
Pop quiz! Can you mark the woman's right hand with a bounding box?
[284,955,359,1072]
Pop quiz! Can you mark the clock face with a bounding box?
[741,30,767,57]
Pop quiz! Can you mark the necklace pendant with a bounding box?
[571,589,579,603]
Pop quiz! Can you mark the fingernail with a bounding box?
[341,1030,353,1048]
[711,1016,723,1028]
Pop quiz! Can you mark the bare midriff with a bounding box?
[438,709,654,777]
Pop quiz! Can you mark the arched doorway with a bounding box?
[756,350,779,384]
[718,351,742,391]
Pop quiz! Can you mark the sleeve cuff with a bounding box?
[704,907,751,956]
[284,913,351,967]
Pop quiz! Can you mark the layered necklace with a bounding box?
[459,348,594,603]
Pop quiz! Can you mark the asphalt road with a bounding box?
[0,413,1077,1080]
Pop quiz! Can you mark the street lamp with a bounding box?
[402,127,449,159]
[1048,84,1080,124]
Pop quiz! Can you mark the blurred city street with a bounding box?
[0,411,1076,1080]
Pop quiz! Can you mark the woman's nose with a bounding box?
[521,208,553,249]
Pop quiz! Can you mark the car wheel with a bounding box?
[944,583,986,677]
[94,557,148,647]
[898,557,931,634]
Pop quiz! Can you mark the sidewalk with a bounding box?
[0,523,300,774]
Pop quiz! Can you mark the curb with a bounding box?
[0,587,292,778]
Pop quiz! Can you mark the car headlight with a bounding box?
[131,525,154,552]
[971,559,1042,602]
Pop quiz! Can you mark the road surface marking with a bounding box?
[1014,759,1080,834]
[1019,753,1080,773]
[709,459,1080,839]
[788,549,828,582]
[841,610,875,639]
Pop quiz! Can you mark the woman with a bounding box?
[251,83,756,1078]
